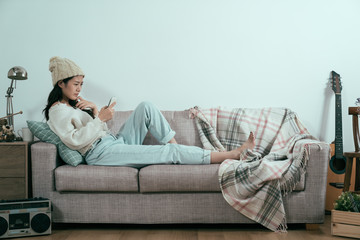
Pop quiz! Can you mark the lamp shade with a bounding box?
[7,66,28,80]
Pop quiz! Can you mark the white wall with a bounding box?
[0,0,359,151]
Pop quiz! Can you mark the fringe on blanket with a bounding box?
[280,144,309,194]
[277,217,288,233]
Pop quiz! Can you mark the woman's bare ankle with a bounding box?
[168,138,177,144]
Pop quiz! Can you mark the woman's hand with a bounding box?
[76,96,99,115]
[98,102,116,122]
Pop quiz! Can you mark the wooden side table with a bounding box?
[343,107,360,193]
[0,141,29,200]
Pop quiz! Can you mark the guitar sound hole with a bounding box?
[330,156,346,174]
[333,159,346,171]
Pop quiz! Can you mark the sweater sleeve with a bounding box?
[48,104,108,150]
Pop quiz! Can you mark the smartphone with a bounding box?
[107,97,117,107]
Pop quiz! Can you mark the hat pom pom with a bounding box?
[49,56,60,72]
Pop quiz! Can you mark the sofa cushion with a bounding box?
[139,164,221,192]
[139,164,306,193]
[55,165,139,192]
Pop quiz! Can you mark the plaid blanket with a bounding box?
[189,107,320,232]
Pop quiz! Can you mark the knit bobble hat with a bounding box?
[49,56,85,86]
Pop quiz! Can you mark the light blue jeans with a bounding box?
[85,101,211,168]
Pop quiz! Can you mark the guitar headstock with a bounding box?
[331,71,342,94]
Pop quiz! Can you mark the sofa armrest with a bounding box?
[305,142,330,189]
[303,141,330,218]
[31,142,63,198]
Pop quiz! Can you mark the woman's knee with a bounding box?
[136,101,156,113]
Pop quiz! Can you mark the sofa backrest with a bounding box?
[106,110,203,147]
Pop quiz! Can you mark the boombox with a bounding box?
[0,198,51,239]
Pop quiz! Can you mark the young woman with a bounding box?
[44,56,255,168]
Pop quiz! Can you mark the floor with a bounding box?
[9,215,351,240]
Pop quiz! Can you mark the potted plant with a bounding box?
[331,191,360,239]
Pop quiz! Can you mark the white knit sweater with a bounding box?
[47,103,108,155]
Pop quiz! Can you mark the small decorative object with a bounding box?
[356,98,360,112]
[0,112,23,142]
[332,192,360,239]
[1,125,15,142]
[0,119,7,128]
[0,119,7,141]
[5,66,28,129]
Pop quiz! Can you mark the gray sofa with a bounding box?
[31,109,329,228]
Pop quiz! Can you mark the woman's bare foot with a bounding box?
[242,131,255,150]
[210,132,255,163]
[231,132,255,159]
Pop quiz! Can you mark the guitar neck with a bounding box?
[335,94,343,158]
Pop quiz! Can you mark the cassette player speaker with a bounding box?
[0,198,51,239]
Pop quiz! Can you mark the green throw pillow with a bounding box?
[27,120,84,166]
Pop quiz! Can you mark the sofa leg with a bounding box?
[305,224,319,230]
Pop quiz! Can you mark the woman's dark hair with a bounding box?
[43,77,94,120]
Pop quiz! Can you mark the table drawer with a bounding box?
[0,178,26,200]
[0,145,26,177]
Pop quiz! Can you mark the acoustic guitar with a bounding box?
[325,71,356,211]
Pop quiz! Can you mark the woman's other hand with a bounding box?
[76,96,99,115]
[98,102,116,122]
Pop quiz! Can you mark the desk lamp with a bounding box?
[5,66,28,128]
